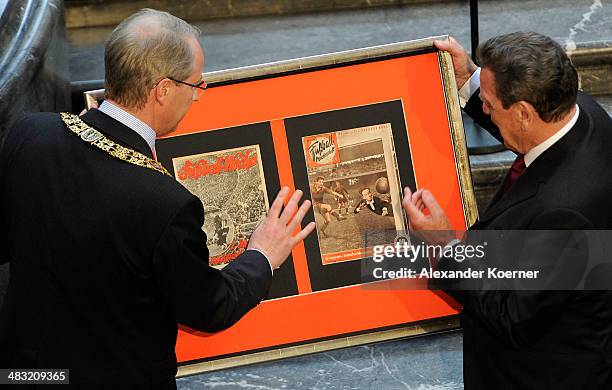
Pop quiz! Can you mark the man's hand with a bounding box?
[434,36,478,90]
[402,187,455,246]
[354,203,362,213]
[247,187,316,270]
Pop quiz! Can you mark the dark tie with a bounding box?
[502,154,526,192]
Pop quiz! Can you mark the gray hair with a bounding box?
[104,8,201,109]
[477,32,578,123]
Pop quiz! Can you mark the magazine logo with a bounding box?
[177,149,258,180]
[304,133,340,167]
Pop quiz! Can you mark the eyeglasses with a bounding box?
[152,76,208,98]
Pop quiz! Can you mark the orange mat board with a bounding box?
[269,119,313,294]
[157,51,469,365]
[172,53,464,230]
[177,281,457,362]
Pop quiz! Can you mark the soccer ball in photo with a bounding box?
[375,176,390,194]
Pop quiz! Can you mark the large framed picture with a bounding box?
[85,35,477,375]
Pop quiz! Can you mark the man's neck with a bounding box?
[522,104,580,167]
[106,99,159,136]
[526,105,577,150]
[99,100,158,154]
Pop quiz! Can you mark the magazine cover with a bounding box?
[302,123,405,265]
[172,145,270,268]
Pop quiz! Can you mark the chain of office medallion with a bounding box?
[60,112,172,177]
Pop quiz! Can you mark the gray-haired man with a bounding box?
[0,9,314,387]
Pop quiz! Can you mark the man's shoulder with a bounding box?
[97,165,202,230]
[20,111,61,122]
[1,112,65,159]
[13,111,63,131]
[577,90,597,105]
[114,161,197,208]
[577,91,611,121]
[7,112,62,138]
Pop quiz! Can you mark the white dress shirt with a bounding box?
[523,108,579,167]
[98,100,157,155]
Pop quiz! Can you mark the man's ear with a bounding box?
[514,101,536,131]
[153,79,173,105]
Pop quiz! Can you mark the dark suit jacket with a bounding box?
[440,91,612,389]
[0,109,273,387]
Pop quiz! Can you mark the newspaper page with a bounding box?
[303,123,405,265]
[172,145,269,268]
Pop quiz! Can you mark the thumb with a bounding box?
[421,189,444,217]
[402,187,424,219]
[434,39,450,52]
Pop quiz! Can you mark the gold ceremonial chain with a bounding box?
[60,112,171,177]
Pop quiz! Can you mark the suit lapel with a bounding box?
[79,109,154,159]
[478,170,540,224]
[486,165,513,209]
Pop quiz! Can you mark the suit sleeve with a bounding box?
[353,199,365,213]
[435,208,592,348]
[152,197,272,333]
[463,88,504,144]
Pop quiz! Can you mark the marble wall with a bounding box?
[0,0,70,138]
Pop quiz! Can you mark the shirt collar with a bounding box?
[98,100,157,154]
[524,105,580,167]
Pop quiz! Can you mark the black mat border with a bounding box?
[284,100,416,291]
[156,122,298,300]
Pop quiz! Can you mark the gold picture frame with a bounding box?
[85,36,477,375]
